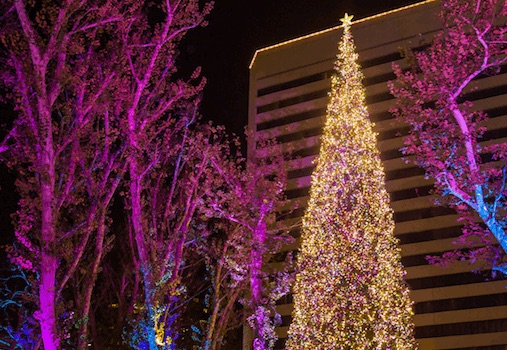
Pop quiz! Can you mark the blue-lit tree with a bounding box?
[390,0,507,275]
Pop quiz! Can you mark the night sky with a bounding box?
[182,0,425,138]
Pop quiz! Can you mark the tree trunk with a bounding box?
[128,161,159,350]
[39,250,58,350]
[205,246,226,349]
[38,96,59,350]
[146,303,159,350]
[39,189,57,350]
[251,222,266,350]
[77,214,107,350]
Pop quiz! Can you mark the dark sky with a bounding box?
[182,0,425,138]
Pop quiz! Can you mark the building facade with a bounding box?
[248,1,507,349]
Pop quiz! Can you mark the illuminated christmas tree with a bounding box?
[286,14,417,350]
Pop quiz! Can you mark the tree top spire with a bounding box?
[340,13,354,27]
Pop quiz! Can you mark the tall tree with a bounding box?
[114,0,213,346]
[122,120,223,349]
[389,0,507,275]
[286,15,416,349]
[0,1,125,348]
[208,133,293,350]
[195,219,249,350]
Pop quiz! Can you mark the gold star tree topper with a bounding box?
[340,13,354,27]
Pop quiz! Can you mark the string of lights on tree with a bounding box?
[286,14,417,349]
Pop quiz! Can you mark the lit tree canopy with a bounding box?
[286,14,417,349]
[389,0,507,275]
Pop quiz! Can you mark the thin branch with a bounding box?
[14,0,43,67]
[162,151,210,275]
[139,91,181,131]
[127,51,141,84]
[0,4,15,22]
[164,122,189,219]
[451,19,490,100]
[82,71,116,117]
[55,140,79,211]
[68,17,121,35]
[442,172,476,209]
[210,158,242,199]
[492,166,507,216]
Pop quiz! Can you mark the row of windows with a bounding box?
[462,82,507,104]
[389,185,433,202]
[386,166,426,181]
[415,318,507,339]
[407,270,502,290]
[282,139,405,162]
[464,346,507,350]
[276,126,322,145]
[401,253,433,268]
[393,206,455,223]
[397,225,463,245]
[257,107,325,131]
[459,346,507,350]
[257,71,331,97]
[257,89,328,114]
[281,293,507,328]
[414,292,507,314]
[271,226,464,267]
[274,268,503,308]
[282,224,463,245]
[273,250,450,277]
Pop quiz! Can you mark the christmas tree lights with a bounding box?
[286,14,417,349]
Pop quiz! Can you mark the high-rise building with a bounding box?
[248,1,507,349]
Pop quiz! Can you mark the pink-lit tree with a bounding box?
[0,1,127,348]
[122,122,237,349]
[195,219,249,350]
[208,134,294,350]
[0,0,214,348]
[389,0,507,275]
[112,0,213,347]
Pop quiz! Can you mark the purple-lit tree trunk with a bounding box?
[250,210,268,350]
[9,3,60,347]
[389,0,507,274]
[39,149,58,350]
